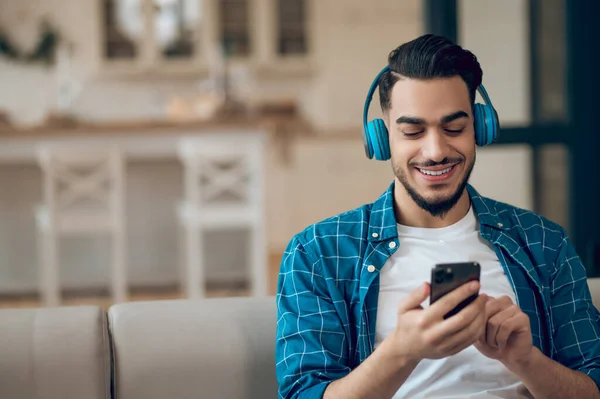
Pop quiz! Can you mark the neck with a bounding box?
[393,180,471,228]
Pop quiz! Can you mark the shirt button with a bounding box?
[367,265,376,273]
[497,223,504,228]
[372,232,379,238]
[388,241,397,249]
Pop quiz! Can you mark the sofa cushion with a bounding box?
[0,305,111,399]
[587,277,600,310]
[108,296,277,399]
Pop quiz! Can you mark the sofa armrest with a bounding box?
[109,296,277,399]
[0,305,111,399]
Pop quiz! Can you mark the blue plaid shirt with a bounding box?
[275,182,600,398]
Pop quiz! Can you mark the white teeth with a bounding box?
[419,166,453,176]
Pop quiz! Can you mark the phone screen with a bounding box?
[430,262,481,319]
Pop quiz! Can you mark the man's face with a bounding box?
[385,76,476,218]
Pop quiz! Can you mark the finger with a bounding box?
[437,309,487,355]
[429,280,480,320]
[487,304,520,348]
[433,294,488,337]
[481,296,515,343]
[484,296,514,319]
[477,295,494,342]
[425,296,488,349]
[398,282,430,314]
[443,338,473,357]
[474,339,500,358]
[496,313,529,351]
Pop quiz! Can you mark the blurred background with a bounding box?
[0,0,597,310]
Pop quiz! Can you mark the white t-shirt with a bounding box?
[374,206,532,398]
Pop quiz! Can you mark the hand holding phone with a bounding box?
[430,262,481,319]
[386,268,488,362]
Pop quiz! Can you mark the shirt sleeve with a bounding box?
[550,232,600,390]
[275,235,352,399]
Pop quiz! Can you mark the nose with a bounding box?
[421,129,451,163]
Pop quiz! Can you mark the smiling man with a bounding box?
[275,34,600,399]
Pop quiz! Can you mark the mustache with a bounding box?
[409,157,463,168]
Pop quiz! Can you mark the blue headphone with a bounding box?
[362,66,499,161]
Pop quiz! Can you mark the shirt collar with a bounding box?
[466,184,510,232]
[367,182,398,242]
[368,181,508,243]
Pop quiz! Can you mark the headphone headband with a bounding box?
[475,84,494,111]
[362,66,390,133]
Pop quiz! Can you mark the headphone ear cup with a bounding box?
[473,104,498,147]
[366,119,390,161]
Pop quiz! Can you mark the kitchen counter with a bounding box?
[0,112,311,164]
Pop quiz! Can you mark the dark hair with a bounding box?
[378,34,483,112]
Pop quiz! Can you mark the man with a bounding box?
[275,34,600,398]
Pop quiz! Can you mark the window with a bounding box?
[276,0,307,56]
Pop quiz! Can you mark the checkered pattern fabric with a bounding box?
[275,181,600,398]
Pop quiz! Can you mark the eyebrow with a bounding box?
[396,110,469,125]
[441,111,469,124]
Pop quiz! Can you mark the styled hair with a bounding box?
[378,34,483,112]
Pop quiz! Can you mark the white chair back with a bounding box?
[36,145,125,232]
[176,133,267,298]
[35,143,128,306]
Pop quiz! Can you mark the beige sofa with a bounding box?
[1,279,600,399]
[0,296,277,399]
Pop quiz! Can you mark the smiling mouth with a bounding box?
[417,165,454,176]
[416,164,458,177]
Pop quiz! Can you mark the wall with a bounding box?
[307,0,423,130]
[458,0,531,126]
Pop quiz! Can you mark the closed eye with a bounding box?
[402,131,424,137]
[445,128,464,134]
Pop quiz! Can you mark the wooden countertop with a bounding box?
[0,111,316,164]
[0,112,314,139]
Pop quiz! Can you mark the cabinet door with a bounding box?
[103,0,145,61]
[153,0,202,60]
[276,0,308,56]
[102,0,205,72]
[219,0,251,57]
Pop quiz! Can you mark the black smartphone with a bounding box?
[430,262,481,319]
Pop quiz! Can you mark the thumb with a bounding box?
[398,282,430,314]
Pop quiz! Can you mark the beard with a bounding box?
[393,154,475,219]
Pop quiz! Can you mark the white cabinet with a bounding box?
[99,0,314,77]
